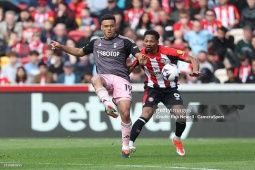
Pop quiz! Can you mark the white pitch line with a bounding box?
[37,163,93,166]
[0,162,220,170]
[115,165,220,170]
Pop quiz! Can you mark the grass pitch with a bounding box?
[0,138,255,170]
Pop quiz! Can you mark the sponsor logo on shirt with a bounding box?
[113,43,117,48]
[97,50,120,57]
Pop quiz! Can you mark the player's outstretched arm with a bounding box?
[134,53,148,66]
[51,40,85,57]
[184,55,203,77]
[127,58,139,74]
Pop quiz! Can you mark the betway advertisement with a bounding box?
[1,85,255,138]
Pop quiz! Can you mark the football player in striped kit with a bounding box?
[129,30,202,156]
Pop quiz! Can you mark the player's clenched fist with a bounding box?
[51,40,61,50]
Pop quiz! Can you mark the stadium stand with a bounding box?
[0,0,254,85]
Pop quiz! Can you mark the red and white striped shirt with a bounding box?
[10,42,30,57]
[124,8,145,30]
[201,20,222,35]
[140,45,188,88]
[29,41,46,54]
[234,65,251,83]
[214,5,240,28]
[31,10,54,27]
[22,28,41,43]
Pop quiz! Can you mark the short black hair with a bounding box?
[144,30,160,40]
[100,14,116,24]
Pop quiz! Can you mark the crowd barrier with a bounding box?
[0,84,255,138]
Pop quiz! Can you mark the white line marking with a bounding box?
[0,162,92,166]
[0,162,220,169]
[38,163,93,166]
[115,165,220,170]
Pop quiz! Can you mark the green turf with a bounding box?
[0,138,255,170]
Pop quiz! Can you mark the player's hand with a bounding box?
[189,71,203,77]
[51,40,61,50]
[138,54,148,66]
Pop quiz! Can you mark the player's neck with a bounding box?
[104,34,117,40]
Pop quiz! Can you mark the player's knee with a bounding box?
[141,107,153,120]
[119,109,130,121]
[141,111,153,120]
[91,75,101,85]
[172,105,186,122]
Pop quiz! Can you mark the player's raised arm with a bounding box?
[51,40,84,57]
[163,46,202,77]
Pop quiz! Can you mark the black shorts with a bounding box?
[142,86,183,108]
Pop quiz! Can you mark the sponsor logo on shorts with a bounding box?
[174,93,180,100]
[148,97,154,102]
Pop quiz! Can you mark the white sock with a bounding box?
[95,87,111,106]
[122,145,129,150]
[175,136,181,141]
[129,141,134,147]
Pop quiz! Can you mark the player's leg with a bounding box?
[129,87,160,153]
[116,100,132,158]
[129,107,153,153]
[162,88,186,156]
[172,104,186,141]
[171,104,186,156]
[91,75,118,118]
[112,76,133,158]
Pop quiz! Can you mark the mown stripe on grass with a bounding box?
[115,165,220,170]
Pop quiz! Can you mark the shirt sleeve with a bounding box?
[82,39,96,55]
[123,39,140,56]
[163,46,188,60]
[132,59,140,68]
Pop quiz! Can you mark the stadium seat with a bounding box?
[214,68,228,84]
[68,30,85,42]
[229,28,243,44]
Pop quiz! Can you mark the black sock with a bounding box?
[130,117,147,142]
[175,121,186,137]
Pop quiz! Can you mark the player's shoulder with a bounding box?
[83,37,101,48]
[159,45,173,52]
[117,34,135,43]
[159,45,184,55]
[140,47,146,54]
